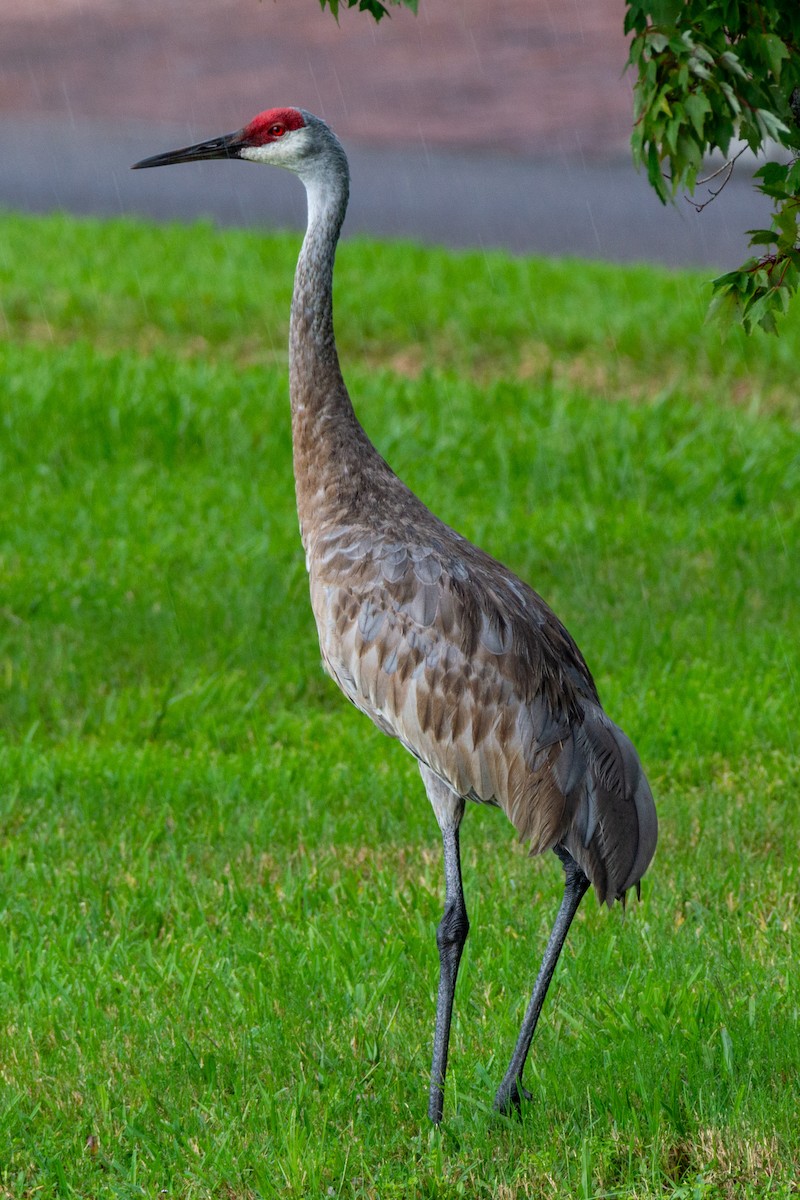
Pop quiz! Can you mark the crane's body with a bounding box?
[133,107,657,1123]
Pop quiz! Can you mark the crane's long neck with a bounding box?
[290,171,348,403]
[289,159,377,545]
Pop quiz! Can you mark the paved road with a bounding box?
[0,115,771,269]
[0,1,774,268]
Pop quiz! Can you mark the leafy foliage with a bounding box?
[315,0,800,335]
[318,0,416,22]
[710,157,800,332]
[625,2,800,333]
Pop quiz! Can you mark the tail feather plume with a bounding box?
[561,703,657,906]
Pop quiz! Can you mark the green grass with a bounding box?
[1,210,798,1198]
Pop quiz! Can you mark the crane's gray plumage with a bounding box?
[133,106,657,1124]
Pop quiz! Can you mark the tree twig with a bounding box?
[685,144,749,212]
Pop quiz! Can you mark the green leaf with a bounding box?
[718,82,741,116]
[746,229,779,247]
[686,36,715,67]
[684,92,712,140]
[774,204,799,241]
[762,33,789,82]
[665,111,684,154]
[745,293,779,333]
[719,50,748,80]
[754,109,791,142]
[647,0,683,25]
[356,0,390,18]
[776,285,792,312]
[319,0,410,20]
[647,32,670,53]
[711,266,749,290]
[646,142,669,203]
[755,161,790,187]
[706,284,742,328]
[689,60,712,82]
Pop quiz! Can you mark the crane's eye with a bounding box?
[269,123,286,137]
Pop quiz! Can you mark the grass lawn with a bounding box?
[0,210,798,1198]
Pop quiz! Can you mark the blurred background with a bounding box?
[0,0,774,264]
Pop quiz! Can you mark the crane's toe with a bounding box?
[493,1078,533,1116]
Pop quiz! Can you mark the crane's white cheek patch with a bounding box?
[239,128,315,167]
[239,146,272,164]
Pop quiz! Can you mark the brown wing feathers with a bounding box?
[310,508,656,906]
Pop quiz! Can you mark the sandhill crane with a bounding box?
[133,108,657,1124]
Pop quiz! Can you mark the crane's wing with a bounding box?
[308,517,656,902]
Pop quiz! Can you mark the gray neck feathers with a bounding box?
[289,122,351,399]
[288,122,375,534]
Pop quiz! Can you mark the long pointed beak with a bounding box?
[131,130,245,170]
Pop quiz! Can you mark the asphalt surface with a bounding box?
[0,115,772,269]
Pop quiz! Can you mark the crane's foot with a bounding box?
[493,1078,533,1117]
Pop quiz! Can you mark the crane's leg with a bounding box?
[493,845,590,1116]
[419,764,468,1125]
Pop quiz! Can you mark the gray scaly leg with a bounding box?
[419,764,468,1124]
[494,846,590,1115]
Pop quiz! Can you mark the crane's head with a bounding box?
[132,107,346,183]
